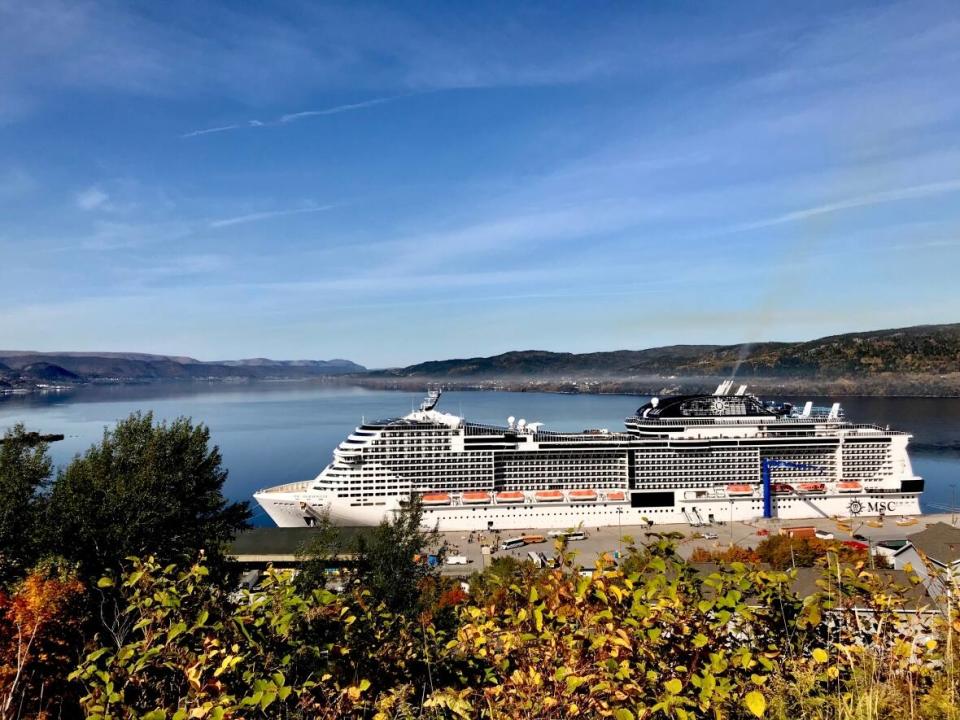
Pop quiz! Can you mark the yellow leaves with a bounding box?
[345,678,371,701]
[664,678,682,694]
[925,639,938,652]
[811,648,828,664]
[745,690,766,717]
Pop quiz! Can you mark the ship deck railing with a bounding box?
[258,480,311,494]
[628,417,907,433]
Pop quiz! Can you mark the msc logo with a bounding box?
[848,499,896,516]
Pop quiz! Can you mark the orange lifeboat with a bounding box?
[727,484,754,497]
[421,493,451,506]
[495,491,526,504]
[461,491,491,504]
[534,490,565,502]
[771,483,794,495]
[568,489,598,501]
[837,481,862,493]
[797,482,826,494]
[605,491,626,502]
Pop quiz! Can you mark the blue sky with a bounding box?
[2,0,960,367]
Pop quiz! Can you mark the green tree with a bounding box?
[45,412,250,580]
[353,496,444,616]
[0,425,52,584]
[294,507,346,591]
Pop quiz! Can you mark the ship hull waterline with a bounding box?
[255,487,921,531]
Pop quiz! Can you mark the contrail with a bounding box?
[181,95,405,139]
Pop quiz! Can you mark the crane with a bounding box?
[760,458,823,519]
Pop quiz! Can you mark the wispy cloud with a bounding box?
[720,179,960,235]
[208,204,335,229]
[75,186,110,211]
[181,96,401,138]
[0,168,35,200]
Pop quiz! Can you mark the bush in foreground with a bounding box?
[69,538,957,720]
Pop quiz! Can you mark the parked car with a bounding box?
[702,532,719,540]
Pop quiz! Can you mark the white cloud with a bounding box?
[208,204,335,229]
[75,186,110,211]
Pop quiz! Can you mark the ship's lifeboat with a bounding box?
[896,516,919,527]
[797,482,826,495]
[495,491,526,504]
[421,493,452,506]
[534,490,565,502]
[605,491,626,502]
[771,483,794,495]
[461,491,491,505]
[568,489,598,501]
[726,484,754,497]
[837,481,862,493]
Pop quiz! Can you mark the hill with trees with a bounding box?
[0,351,365,389]
[369,322,960,396]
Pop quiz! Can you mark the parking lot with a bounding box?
[434,512,958,574]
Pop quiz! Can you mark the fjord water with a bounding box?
[1,384,958,525]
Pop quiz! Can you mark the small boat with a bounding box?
[421,493,452,506]
[461,491,491,505]
[797,482,826,494]
[896,517,919,527]
[605,491,626,502]
[866,519,884,528]
[534,490,565,502]
[771,483,794,495]
[495,491,526,504]
[727,484,754,497]
[568,489,598,501]
[837,481,862,493]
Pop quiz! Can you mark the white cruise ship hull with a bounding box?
[255,486,921,531]
[254,388,925,531]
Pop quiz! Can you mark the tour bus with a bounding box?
[547,529,587,541]
[500,537,526,551]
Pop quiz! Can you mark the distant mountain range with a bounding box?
[3,322,959,396]
[0,351,364,388]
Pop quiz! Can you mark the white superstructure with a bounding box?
[255,387,923,531]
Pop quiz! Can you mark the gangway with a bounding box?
[761,458,824,519]
[681,508,700,527]
[692,507,707,526]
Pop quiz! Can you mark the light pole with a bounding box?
[729,499,734,547]
[951,484,957,526]
[616,507,623,557]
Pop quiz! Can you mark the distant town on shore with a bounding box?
[3,321,960,397]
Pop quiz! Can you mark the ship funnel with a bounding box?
[714,382,726,396]
[828,403,841,420]
[801,401,813,418]
[736,384,747,396]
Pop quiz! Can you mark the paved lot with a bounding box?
[435,512,959,575]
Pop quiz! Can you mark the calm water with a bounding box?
[1,384,958,525]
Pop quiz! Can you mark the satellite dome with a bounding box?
[651,397,659,407]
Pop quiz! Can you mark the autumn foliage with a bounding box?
[0,566,86,720]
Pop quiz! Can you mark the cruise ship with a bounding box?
[255,384,923,531]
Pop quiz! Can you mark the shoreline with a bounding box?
[5,376,960,400]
